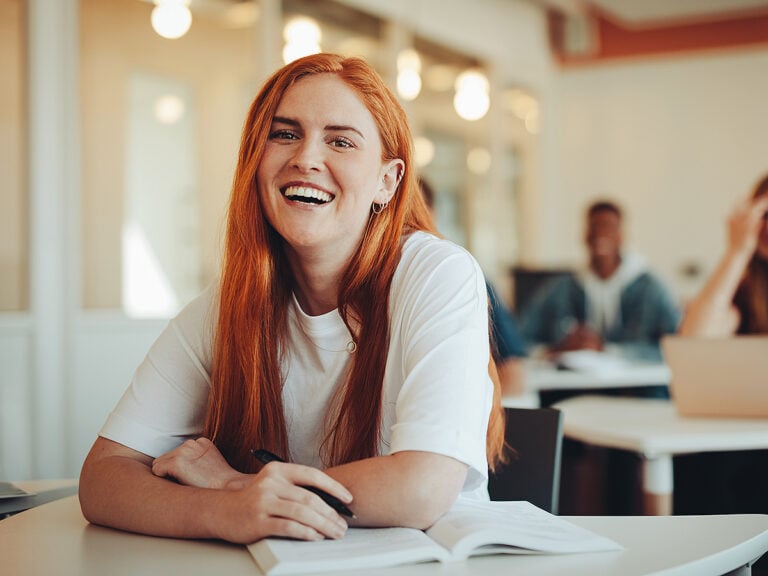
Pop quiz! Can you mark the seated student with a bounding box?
[520,200,680,516]
[486,281,527,396]
[78,53,505,544]
[675,173,768,516]
[520,200,680,362]
[417,176,527,396]
[680,173,768,336]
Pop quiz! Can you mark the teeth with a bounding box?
[284,186,333,203]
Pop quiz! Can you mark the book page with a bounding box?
[555,350,630,377]
[426,500,623,560]
[248,526,451,575]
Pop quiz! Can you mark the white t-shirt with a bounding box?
[100,231,493,497]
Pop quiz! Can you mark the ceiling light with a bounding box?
[454,69,490,121]
[151,0,192,40]
[282,16,321,64]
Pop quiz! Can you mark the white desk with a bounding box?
[553,396,768,515]
[1,496,767,575]
[526,359,670,391]
[501,359,670,409]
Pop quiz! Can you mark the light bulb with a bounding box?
[151,2,192,40]
[454,69,490,121]
[397,69,422,101]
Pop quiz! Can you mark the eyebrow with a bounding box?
[272,116,365,139]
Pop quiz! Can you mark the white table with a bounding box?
[553,395,768,515]
[501,358,670,409]
[1,495,768,576]
[526,359,670,391]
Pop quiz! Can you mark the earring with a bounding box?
[371,202,387,215]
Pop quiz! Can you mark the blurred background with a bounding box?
[2,0,768,479]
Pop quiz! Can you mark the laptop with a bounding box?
[661,335,768,418]
[0,482,34,500]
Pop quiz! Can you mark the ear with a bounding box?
[375,159,404,204]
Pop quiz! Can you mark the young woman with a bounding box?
[79,53,505,544]
[680,173,768,336]
[675,173,768,516]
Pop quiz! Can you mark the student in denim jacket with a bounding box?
[520,200,680,362]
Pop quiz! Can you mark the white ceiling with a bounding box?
[536,0,768,24]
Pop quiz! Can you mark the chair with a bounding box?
[488,407,564,514]
[510,266,574,314]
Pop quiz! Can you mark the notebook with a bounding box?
[661,335,768,418]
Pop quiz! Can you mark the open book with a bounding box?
[554,350,632,377]
[247,500,622,575]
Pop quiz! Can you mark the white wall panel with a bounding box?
[67,316,166,476]
[0,318,33,479]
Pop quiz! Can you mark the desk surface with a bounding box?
[2,495,767,576]
[526,359,670,391]
[553,395,768,458]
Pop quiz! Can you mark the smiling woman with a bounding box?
[256,73,402,278]
[78,53,506,545]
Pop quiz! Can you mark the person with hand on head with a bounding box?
[520,200,680,361]
[675,173,768,517]
[680,173,768,336]
[78,53,505,545]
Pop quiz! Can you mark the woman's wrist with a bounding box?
[723,245,754,271]
[221,471,250,491]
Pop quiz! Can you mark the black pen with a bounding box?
[250,449,356,518]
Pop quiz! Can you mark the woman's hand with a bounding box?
[212,461,352,543]
[152,439,352,542]
[152,437,246,490]
[81,437,351,544]
[679,193,768,337]
[727,194,768,259]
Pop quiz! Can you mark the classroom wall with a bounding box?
[543,47,768,303]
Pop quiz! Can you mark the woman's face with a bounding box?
[256,73,401,263]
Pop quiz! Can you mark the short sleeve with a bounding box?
[384,234,493,493]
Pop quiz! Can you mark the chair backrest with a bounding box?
[510,266,574,314]
[488,407,564,514]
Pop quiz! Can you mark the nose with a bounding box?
[290,137,324,172]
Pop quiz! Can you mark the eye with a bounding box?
[329,136,355,149]
[269,129,298,141]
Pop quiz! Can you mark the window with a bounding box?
[79,0,256,314]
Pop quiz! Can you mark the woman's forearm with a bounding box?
[79,437,350,544]
[79,443,229,540]
[680,249,749,336]
[325,451,468,529]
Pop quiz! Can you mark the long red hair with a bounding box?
[735,173,768,333]
[204,53,505,472]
